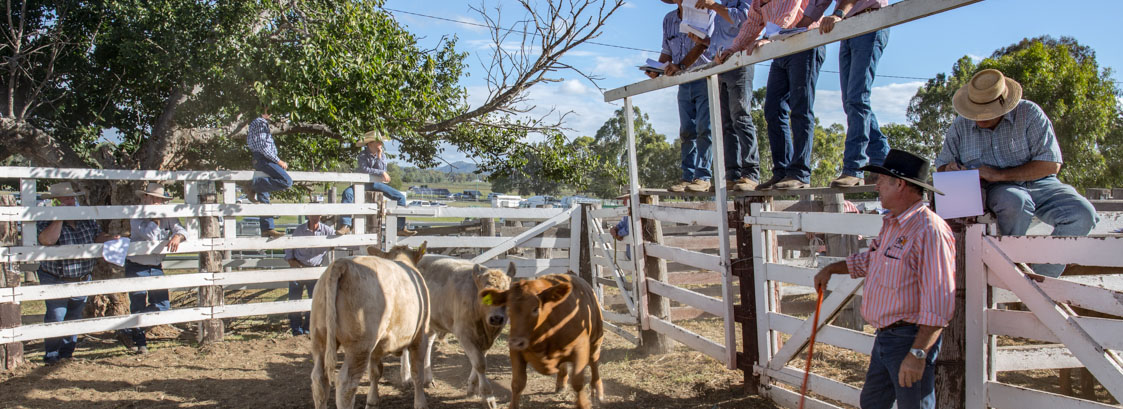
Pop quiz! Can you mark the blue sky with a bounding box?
[383,0,1123,164]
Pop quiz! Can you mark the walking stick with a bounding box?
[799,287,825,409]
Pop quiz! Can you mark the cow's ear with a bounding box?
[413,241,428,264]
[368,246,386,257]
[507,262,518,278]
[479,289,508,307]
[539,282,572,304]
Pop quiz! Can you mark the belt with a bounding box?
[879,320,916,331]
[40,271,91,282]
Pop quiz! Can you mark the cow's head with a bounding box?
[472,262,518,327]
[369,242,427,268]
[479,276,572,352]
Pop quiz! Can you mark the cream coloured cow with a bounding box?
[310,243,431,409]
[393,254,517,408]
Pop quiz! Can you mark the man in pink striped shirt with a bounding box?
[814,149,956,409]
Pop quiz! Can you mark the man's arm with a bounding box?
[816,0,859,33]
[697,0,733,24]
[38,221,63,246]
[813,260,849,291]
[899,325,943,387]
[671,42,711,75]
[801,0,834,27]
[978,161,1062,183]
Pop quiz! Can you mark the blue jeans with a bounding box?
[341,183,408,229]
[764,46,825,183]
[840,29,891,178]
[719,66,760,182]
[677,79,713,182]
[986,176,1098,277]
[39,271,91,363]
[861,325,941,409]
[251,153,293,231]
[124,261,171,347]
[288,279,316,335]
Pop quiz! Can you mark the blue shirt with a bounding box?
[935,100,1063,171]
[662,8,716,68]
[708,0,751,56]
[357,148,386,176]
[247,117,281,164]
[37,219,101,278]
[283,222,336,267]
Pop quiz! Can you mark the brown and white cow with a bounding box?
[480,273,605,409]
[310,243,431,409]
[395,254,517,408]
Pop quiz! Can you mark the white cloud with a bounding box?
[967,54,985,63]
[814,81,923,128]
[592,55,632,78]
[454,15,488,32]
[560,79,592,95]
[621,1,637,8]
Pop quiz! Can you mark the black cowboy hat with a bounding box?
[860,149,945,196]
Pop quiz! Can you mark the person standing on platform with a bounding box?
[244,105,293,238]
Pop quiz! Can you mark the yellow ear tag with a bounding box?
[481,294,494,306]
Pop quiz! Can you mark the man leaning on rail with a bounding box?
[36,182,119,364]
[814,149,956,409]
[283,202,335,336]
[116,183,188,355]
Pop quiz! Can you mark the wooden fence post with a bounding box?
[733,196,760,394]
[574,204,593,286]
[640,194,671,355]
[194,182,224,343]
[824,193,865,330]
[1,194,23,369]
[935,219,970,409]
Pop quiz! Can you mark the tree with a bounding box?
[576,106,679,198]
[882,123,940,161]
[906,36,1121,189]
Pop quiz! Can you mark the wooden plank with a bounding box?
[352,183,366,235]
[14,273,213,302]
[19,179,36,247]
[213,268,323,286]
[623,97,650,332]
[602,309,637,325]
[590,207,627,219]
[471,208,575,264]
[644,243,722,272]
[603,320,640,346]
[995,344,1082,371]
[986,382,1122,409]
[648,317,727,365]
[965,224,988,409]
[661,235,720,251]
[767,312,874,355]
[991,236,1123,268]
[768,277,864,371]
[637,204,720,227]
[222,182,237,242]
[798,212,883,237]
[646,278,723,317]
[640,185,878,199]
[983,237,1123,399]
[0,307,212,343]
[764,383,844,409]
[751,203,775,369]
[986,271,1123,317]
[0,166,381,183]
[213,299,311,319]
[0,233,382,262]
[395,236,569,249]
[763,263,864,295]
[389,207,567,220]
[570,207,582,275]
[986,309,1123,350]
[603,0,984,101]
[764,365,862,408]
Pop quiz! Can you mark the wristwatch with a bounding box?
[909,348,927,360]
[832,8,846,18]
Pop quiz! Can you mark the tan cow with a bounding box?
[310,243,431,409]
[480,273,605,409]
[394,255,517,409]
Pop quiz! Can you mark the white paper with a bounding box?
[102,237,131,267]
[638,58,667,74]
[933,170,984,219]
[679,0,711,38]
[764,22,807,40]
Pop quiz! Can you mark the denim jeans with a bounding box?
[840,29,890,178]
[251,153,293,231]
[288,280,316,335]
[986,176,1098,277]
[764,46,825,184]
[861,325,942,409]
[341,182,408,229]
[124,260,171,347]
[718,65,760,182]
[39,271,91,363]
[677,79,713,182]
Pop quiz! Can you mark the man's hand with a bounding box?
[942,162,964,172]
[978,165,1003,182]
[609,227,624,241]
[716,49,734,64]
[898,354,926,388]
[694,0,717,9]
[645,71,660,79]
[746,39,770,55]
[278,160,289,170]
[287,259,303,269]
[382,172,392,183]
[664,63,682,76]
[818,15,842,34]
[166,234,184,252]
[813,268,833,292]
[687,33,709,47]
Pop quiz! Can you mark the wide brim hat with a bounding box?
[43,182,85,199]
[660,0,674,4]
[952,68,1023,121]
[860,149,945,196]
[135,183,174,199]
[361,130,384,145]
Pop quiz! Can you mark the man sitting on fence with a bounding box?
[36,182,120,364]
[339,130,415,236]
[814,149,956,409]
[244,105,293,239]
[283,207,335,335]
[935,68,1097,278]
[117,183,188,354]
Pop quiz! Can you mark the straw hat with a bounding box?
[952,69,1023,121]
[361,130,384,145]
[42,182,85,199]
[135,183,174,200]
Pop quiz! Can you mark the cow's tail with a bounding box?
[322,260,345,373]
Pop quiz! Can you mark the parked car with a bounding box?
[463,190,483,200]
[520,195,557,208]
[408,200,430,207]
[491,194,522,208]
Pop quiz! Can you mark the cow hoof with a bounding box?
[485,396,499,409]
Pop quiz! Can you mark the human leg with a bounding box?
[721,66,759,183]
[763,59,792,181]
[689,79,713,182]
[1026,177,1098,277]
[340,186,354,228]
[840,29,890,178]
[370,182,409,228]
[986,183,1036,236]
[39,272,69,363]
[678,84,700,184]
[785,46,825,184]
[288,281,305,335]
[252,155,293,232]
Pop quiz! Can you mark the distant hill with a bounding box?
[435,161,483,174]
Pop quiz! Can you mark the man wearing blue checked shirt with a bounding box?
[284,208,335,335]
[244,106,293,239]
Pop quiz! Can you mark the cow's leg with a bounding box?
[337,347,371,409]
[401,348,413,387]
[589,359,604,405]
[365,357,384,408]
[459,334,491,398]
[554,362,570,393]
[569,363,591,409]
[510,352,528,409]
[422,332,436,386]
[311,341,331,409]
[408,336,430,409]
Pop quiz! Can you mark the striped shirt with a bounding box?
[37,219,102,278]
[127,217,189,266]
[662,8,716,68]
[708,0,752,55]
[845,201,956,329]
[804,0,887,21]
[283,222,336,267]
[731,0,808,52]
[935,100,1063,171]
[247,117,281,164]
[357,148,386,176]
